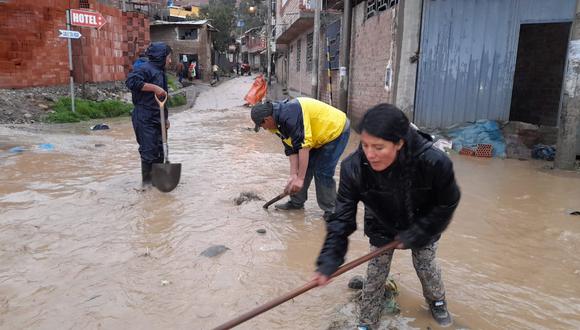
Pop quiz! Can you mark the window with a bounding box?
[178,27,198,40]
[296,38,301,72]
[366,0,399,19]
[306,32,313,71]
[79,0,90,9]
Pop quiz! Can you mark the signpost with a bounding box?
[63,8,106,113]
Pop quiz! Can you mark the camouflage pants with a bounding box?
[359,242,445,325]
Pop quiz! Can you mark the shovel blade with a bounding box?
[152,163,182,192]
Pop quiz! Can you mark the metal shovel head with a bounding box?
[151,162,182,192]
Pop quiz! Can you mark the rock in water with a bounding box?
[200,245,230,257]
[348,275,365,290]
[256,229,266,234]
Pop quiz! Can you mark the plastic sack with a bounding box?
[244,74,267,106]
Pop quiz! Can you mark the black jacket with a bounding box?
[316,130,461,276]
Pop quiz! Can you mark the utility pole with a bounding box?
[555,0,580,169]
[266,0,272,85]
[338,0,352,113]
[311,0,321,98]
[66,9,76,113]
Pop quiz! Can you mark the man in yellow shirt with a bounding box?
[251,97,350,219]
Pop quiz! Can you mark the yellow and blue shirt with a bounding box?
[270,97,347,156]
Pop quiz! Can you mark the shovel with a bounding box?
[152,94,181,192]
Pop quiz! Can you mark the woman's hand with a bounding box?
[312,272,331,287]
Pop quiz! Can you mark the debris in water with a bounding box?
[85,295,101,302]
[256,228,267,234]
[94,143,106,148]
[569,210,580,216]
[37,143,54,151]
[139,247,151,257]
[234,191,263,205]
[200,245,230,257]
[161,280,170,286]
[91,123,110,131]
[9,146,25,153]
[348,275,364,290]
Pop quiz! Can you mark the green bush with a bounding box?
[168,94,187,108]
[46,97,133,123]
[167,74,178,91]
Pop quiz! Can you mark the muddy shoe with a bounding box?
[429,300,452,327]
[274,201,304,210]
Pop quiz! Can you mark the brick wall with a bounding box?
[0,0,149,89]
[347,2,396,126]
[509,23,570,126]
[150,24,212,81]
[0,0,69,88]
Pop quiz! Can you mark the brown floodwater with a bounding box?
[1,77,580,330]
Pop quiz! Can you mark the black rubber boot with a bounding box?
[429,300,452,327]
[141,161,153,186]
[274,201,304,210]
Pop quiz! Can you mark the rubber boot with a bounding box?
[141,161,153,186]
[429,300,452,327]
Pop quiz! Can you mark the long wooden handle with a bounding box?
[154,94,169,162]
[262,192,288,209]
[212,240,400,330]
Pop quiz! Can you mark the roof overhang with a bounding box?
[276,12,314,44]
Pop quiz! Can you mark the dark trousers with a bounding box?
[131,107,163,164]
[289,120,350,213]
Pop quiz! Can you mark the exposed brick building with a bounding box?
[0,0,149,89]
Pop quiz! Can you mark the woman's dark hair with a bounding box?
[359,103,416,225]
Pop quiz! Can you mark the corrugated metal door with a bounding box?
[415,0,575,128]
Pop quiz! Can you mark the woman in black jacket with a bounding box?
[313,104,461,329]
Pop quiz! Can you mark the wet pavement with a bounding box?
[1,76,580,329]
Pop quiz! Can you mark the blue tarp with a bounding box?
[445,120,506,158]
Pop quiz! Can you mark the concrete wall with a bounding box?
[0,0,149,88]
[150,24,212,81]
[287,29,314,96]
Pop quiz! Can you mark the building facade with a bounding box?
[149,20,216,82]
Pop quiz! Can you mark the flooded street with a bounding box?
[1,77,580,330]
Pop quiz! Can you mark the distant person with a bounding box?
[177,61,185,84]
[126,42,172,186]
[313,104,461,329]
[250,98,350,220]
[212,64,220,81]
[189,61,197,81]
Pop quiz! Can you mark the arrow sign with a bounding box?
[59,29,82,39]
[70,9,106,29]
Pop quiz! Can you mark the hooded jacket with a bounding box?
[126,42,170,114]
[316,129,461,276]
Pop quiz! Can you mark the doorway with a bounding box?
[509,23,571,126]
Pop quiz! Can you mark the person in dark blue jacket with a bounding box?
[126,42,172,185]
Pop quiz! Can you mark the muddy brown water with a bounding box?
[1,77,580,329]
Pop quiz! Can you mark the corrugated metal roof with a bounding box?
[150,20,218,31]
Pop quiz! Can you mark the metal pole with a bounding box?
[266,0,272,85]
[555,0,580,169]
[311,0,321,98]
[338,0,352,113]
[66,9,76,113]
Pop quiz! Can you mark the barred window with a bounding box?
[306,33,313,71]
[296,38,301,72]
[366,0,398,19]
[80,0,90,8]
